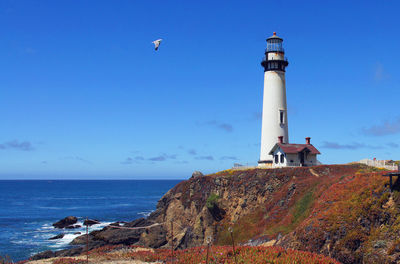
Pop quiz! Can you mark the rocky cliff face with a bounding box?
[44,164,400,264]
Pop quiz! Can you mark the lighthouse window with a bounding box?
[280,154,285,163]
[274,155,279,164]
[279,110,285,125]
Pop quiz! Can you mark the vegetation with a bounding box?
[52,259,86,264]
[48,245,339,264]
[0,256,12,264]
[292,188,314,224]
[206,193,220,209]
[0,255,27,264]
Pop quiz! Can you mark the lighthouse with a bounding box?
[258,32,289,166]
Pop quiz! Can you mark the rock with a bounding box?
[374,240,386,248]
[65,224,81,229]
[30,250,55,260]
[74,232,81,235]
[84,219,100,226]
[207,203,226,221]
[53,216,78,229]
[70,234,90,245]
[266,184,275,192]
[191,171,204,178]
[49,234,65,240]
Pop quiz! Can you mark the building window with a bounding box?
[279,110,285,125]
[274,155,279,164]
[280,154,284,163]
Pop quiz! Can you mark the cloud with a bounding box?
[374,62,390,81]
[0,140,34,151]
[188,149,197,155]
[62,156,92,164]
[149,156,166,161]
[195,155,214,161]
[148,153,177,162]
[361,117,400,136]
[174,160,189,164]
[220,156,238,160]
[121,157,134,164]
[321,141,382,150]
[121,156,145,165]
[122,153,178,164]
[204,120,233,132]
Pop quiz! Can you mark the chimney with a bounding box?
[278,136,284,144]
[305,137,311,145]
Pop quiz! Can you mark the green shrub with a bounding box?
[206,193,220,209]
[292,190,314,224]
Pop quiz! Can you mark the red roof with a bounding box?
[269,143,321,155]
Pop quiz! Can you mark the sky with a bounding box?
[0,0,399,179]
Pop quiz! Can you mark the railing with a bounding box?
[357,159,399,171]
[231,165,257,170]
[266,46,284,53]
[286,162,302,167]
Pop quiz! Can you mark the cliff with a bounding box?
[40,164,400,264]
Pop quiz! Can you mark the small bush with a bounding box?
[206,193,220,209]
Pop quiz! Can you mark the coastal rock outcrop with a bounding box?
[52,216,78,229]
[191,171,204,178]
[65,224,81,229]
[34,164,400,264]
[49,234,64,240]
[84,219,100,226]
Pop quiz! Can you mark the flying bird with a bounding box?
[152,39,162,51]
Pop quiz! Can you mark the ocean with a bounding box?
[0,180,181,261]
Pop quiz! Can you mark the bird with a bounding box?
[152,39,162,51]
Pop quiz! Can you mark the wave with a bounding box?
[48,233,80,248]
[35,206,93,210]
[138,211,153,217]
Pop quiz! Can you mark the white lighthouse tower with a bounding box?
[258,32,289,166]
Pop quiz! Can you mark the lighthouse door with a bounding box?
[299,151,305,166]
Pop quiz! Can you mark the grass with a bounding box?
[49,245,340,264]
[206,193,220,209]
[292,189,314,224]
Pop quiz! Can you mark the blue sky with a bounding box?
[1,0,399,179]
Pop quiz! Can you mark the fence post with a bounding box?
[206,236,212,264]
[228,227,237,264]
[86,217,89,264]
[170,221,174,264]
[206,241,210,264]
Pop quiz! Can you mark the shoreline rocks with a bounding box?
[83,219,100,226]
[52,216,78,229]
[49,234,65,240]
[65,224,81,229]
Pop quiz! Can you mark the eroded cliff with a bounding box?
[41,164,400,264]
